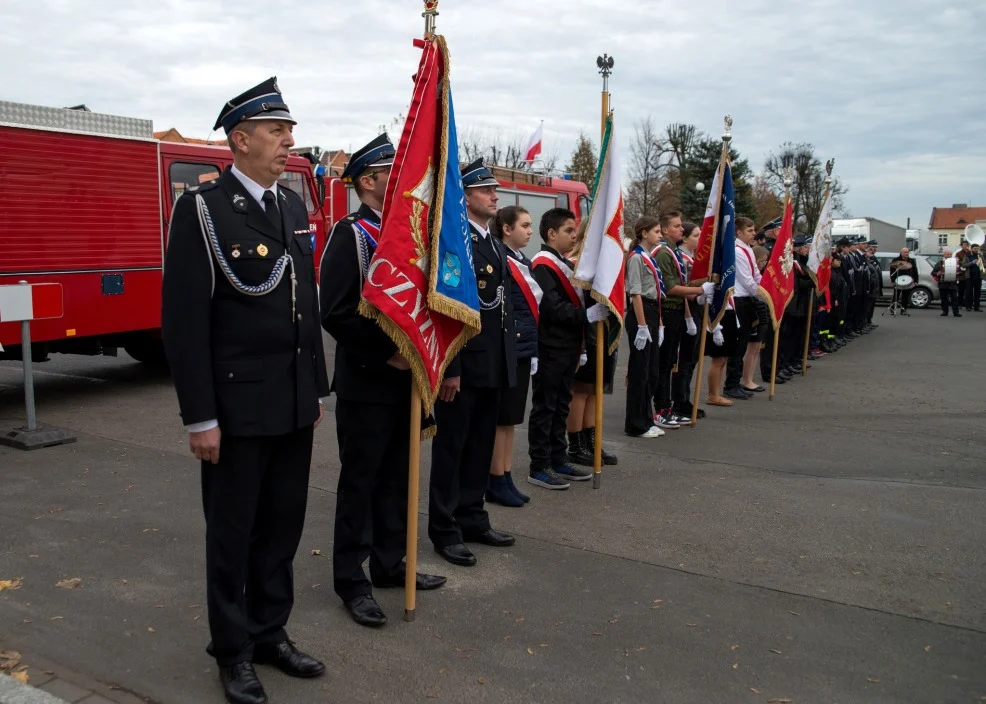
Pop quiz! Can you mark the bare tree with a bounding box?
[764,142,848,233]
[457,126,531,170]
[624,116,664,226]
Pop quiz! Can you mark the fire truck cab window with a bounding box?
[556,193,570,210]
[169,162,221,202]
[578,194,591,220]
[278,170,315,214]
[517,192,558,258]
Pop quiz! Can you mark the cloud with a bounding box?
[2,0,982,228]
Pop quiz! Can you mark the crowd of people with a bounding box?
[159,79,893,704]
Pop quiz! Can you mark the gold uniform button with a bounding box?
[297,313,303,321]
[516,332,521,338]
[227,372,234,379]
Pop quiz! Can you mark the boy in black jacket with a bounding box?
[528,209,592,489]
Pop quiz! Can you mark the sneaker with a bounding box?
[672,413,691,425]
[632,426,665,438]
[554,463,592,482]
[655,411,680,429]
[527,469,571,490]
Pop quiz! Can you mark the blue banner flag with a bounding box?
[709,162,736,326]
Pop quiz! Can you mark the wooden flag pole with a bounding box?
[769,325,780,401]
[801,290,815,375]
[404,386,423,621]
[689,116,730,427]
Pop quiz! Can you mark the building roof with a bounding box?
[154,128,226,146]
[928,206,986,230]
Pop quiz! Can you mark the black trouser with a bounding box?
[528,345,580,469]
[852,294,867,331]
[957,281,967,308]
[671,318,698,415]
[653,307,685,413]
[429,387,499,548]
[867,297,877,323]
[966,273,982,309]
[780,317,804,368]
[333,398,409,602]
[940,286,961,315]
[759,321,776,380]
[725,297,754,390]
[625,299,661,435]
[202,426,313,667]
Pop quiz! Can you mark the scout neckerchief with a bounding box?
[654,243,686,285]
[506,252,543,325]
[532,249,582,308]
[634,245,666,298]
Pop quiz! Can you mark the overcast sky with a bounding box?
[3,0,982,229]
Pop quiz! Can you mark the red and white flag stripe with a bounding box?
[0,283,64,323]
[524,122,543,163]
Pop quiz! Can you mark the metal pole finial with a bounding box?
[596,53,615,77]
[423,0,439,36]
[722,115,733,144]
[825,158,835,185]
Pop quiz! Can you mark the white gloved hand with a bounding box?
[587,305,609,323]
[633,325,652,350]
[712,325,724,346]
[695,294,707,306]
[530,357,538,375]
[685,317,698,336]
[701,281,716,298]
[658,325,665,347]
[579,353,588,367]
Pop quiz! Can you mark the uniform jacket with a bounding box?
[161,167,329,436]
[319,203,410,405]
[444,224,517,389]
[865,256,883,298]
[785,255,815,318]
[504,247,539,360]
[532,245,585,355]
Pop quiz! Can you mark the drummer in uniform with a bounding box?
[162,77,329,704]
[319,135,447,629]
[889,247,916,315]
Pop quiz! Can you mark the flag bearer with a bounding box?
[319,134,447,629]
[162,77,329,704]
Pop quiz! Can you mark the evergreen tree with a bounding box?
[566,132,598,188]
[677,138,756,224]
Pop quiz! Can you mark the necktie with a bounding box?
[262,190,284,243]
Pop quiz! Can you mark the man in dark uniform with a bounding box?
[429,158,517,567]
[864,240,882,330]
[161,77,328,704]
[849,236,870,334]
[319,135,446,629]
[778,235,814,373]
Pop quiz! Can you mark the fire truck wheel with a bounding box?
[124,337,169,368]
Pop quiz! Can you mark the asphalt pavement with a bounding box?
[1,308,984,704]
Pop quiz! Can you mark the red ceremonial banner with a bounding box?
[758,198,795,327]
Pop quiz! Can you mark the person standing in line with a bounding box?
[671,222,704,420]
[319,134,446,629]
[624,216,664,438]
[487,205,539,507]
[955,240,973,311]
[932,249,963,317]
[966,243,982,312]
[429,159,518,568]
[161,78,328,704]
[863,240,882,331]
[724,217,763,400]
[651,211,714,427]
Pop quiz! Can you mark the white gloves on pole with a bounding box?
[579,353,588,367]
[530,357,538,375]
[658,325,665,347]
[685,317,698,336]
[712,325,724,346]
[701,281,716,298]
[587,305,609,323]
[633,325,652,350]
[696,294,706,306]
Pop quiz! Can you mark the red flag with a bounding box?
[689,155,724,284]
[358,36,480,411]
[524,122,543,163]
[758,198,795,327]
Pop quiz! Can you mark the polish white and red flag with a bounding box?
[524,122,543,163]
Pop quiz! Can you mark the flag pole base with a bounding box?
[404,608,416,622]
[593,472,601,490]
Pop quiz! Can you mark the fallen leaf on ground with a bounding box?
[788,611,800,616]
[49,616,63,621]
[686,623,698,628]
[477,677,486,685]
[0,651,22,670]
[527,648,535,655]
[731,645,740,651]
[750,688,762,694]
[154,605,164,609]
[0,579,23,592]
[515,617,524,623]
[923,645,931,652]
[867,678,880,684]
[311,549,322,556]
[609,619,619,624]
[189,604,200,608]
[148,627,156,633]
[10,670,29,684]
[591,632,603,637]
[503,635,511,641]
[731,663,739,669]
[120,580,128,585]
[56,578,82,589]
[539,644,548,647]
[770,649,782,655]
[767,699,792,703]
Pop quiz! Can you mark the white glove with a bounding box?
[579,353,588,367]
[658,325,665,347]
[685,317,697,336]
[701,281,715,297]
[712,325,724,346]
[695,294,707,306]
[530,357,538,375]
[633,325,652,350]
[587,305,609,323]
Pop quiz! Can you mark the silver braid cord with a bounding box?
[479,284,504,311]
[196,194,295,320]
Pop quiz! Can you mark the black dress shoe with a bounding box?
[723,387,749,400]
[220,662,267,704]
[343,595,388,627]
[466,528,516,547]
[372,571,447,591]
[436,543,477,566]
[254,641,325,678]
[773,376,787,384]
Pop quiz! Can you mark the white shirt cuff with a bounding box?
[186,419,218,433]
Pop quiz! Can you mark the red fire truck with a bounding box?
[0,101,324,364]
[1,100,590,365]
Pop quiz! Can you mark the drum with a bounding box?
[895,274,915,289]
[943,257,957,282]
